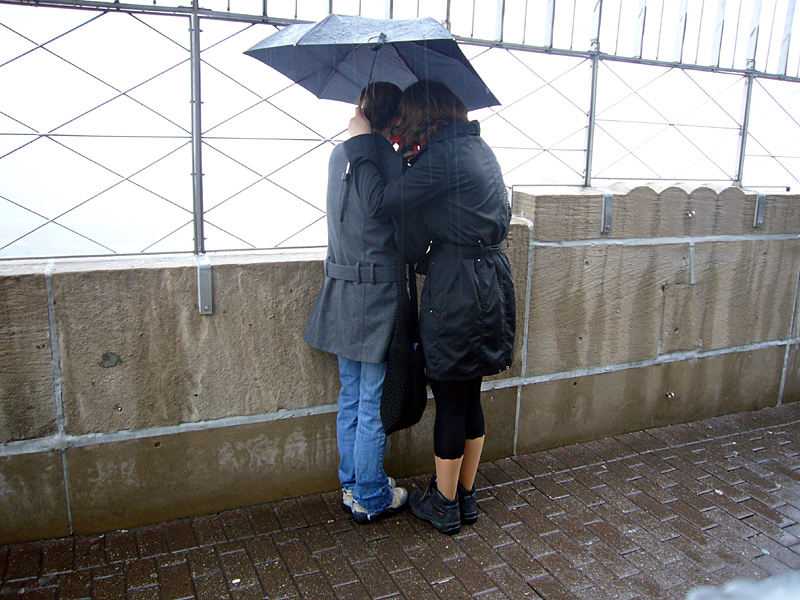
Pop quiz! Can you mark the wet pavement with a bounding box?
[2,402,800,599]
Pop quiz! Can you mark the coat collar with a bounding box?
[408,121,480,166]
[429,120,481,144]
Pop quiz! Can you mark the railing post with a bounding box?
[190,2,212,315]
[584,3,602,188]
[734,72,755,187]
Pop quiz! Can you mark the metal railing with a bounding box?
[0,0,798,262]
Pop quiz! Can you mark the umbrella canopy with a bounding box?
[244,14,500,111]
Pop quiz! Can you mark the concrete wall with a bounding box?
[1,186,798,544]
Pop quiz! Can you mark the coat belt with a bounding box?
[436,242,502,259]
[324,259,401,284]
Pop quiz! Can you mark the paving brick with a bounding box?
[485,565,543,598]
[277,541,318,578]
[255,560,299,599]
[92,573,126,599]
[529,572,582,599]
[192,515,228,545]
[536,552,594,592]
[194,573,230,600]
[230,584,265,600]
[331,580,371,600]
[126,557,158,590]
[219,510,255,542]
[163,520,198,553]
[128,585,160,600]
[247,504,282,536]
[505,523,556,559]
[444,554,497,595]
[389,567,440,599]
[39,538,73,575]
[274,500,309,531]
[479,460,515,486]
[495,456,535,482]
[350,557,399,598]
[315,549,357,587]
[293,571,336,599]
[136,525,168,558]
[106,530,138,563]
[405,545,454,586]
[219,548,259,590]
[74,536,106,570]
[297,495,335,528]
[494,543,547,581]
[243,535,280,566]
[157,561,195,600]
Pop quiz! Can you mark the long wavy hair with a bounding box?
[357,81,403,132]
[393,80,469,150]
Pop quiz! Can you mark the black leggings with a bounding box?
[429,377,485,460]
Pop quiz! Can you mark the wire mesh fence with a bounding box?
[0,0,798,259]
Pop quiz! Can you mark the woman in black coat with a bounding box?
[345,80,515,534]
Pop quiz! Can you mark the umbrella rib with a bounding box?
[316,43,366,102]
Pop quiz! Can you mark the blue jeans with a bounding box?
[337,356,392,515]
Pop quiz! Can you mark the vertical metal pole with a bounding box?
[190,5,204,256]
[634,0,646,58]
[496,0,505,42]
[675,0,688,62]
[779,0,796,75]
[735,72,754,186]
[712,0,727,67]
[190,2,212,315]
[545,0,556,48]
[585,45,600,188]
[747,0,763,69]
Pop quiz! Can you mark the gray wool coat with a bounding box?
[304,136,405,364]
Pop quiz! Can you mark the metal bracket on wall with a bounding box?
[601,191,613,233]
[195,253,213,315]
[753,192,765,228]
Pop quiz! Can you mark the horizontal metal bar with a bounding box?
[455,36,800,84]
[3,0,798,83]
[0,0,304,25]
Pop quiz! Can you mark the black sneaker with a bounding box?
[457,482,478,524]
[409,477,461,535]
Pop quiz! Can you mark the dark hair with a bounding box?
[358,82,403,131]
[393,80,469,150]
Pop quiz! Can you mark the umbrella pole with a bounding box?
[361,33,387,108]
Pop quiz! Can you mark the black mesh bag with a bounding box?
[381,263,427,435]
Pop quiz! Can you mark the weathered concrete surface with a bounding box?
[517,346,783,454]
[66,411,340,535]
[0,272,56,443]
[0,451,69,544]
[528,243,691,375]
[53,255,338,435]
[783,344,800,404]
[660,282,707,354]
[695,239,800,350]
[513,186,799,241]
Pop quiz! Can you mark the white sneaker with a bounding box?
[341,476,397,513]
[352,486,408,524]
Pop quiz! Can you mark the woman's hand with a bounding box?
[348,106,372,138]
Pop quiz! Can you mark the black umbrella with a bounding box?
[244,14,500,111]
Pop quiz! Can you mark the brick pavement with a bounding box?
[3,403,800,599]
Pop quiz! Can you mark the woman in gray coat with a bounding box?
[304,83,408,523]
[345,80,516,535]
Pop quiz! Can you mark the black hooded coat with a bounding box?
[344,121,515,381]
